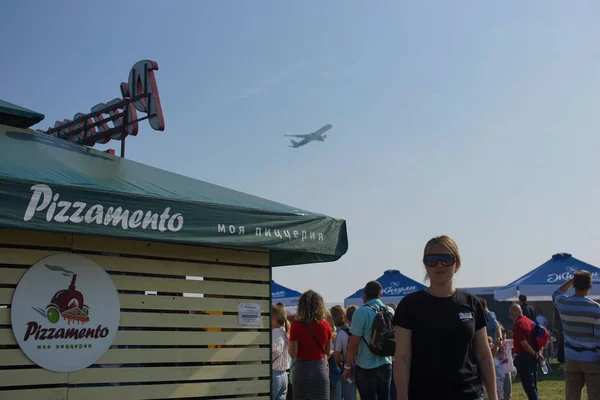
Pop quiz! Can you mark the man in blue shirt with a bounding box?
[343,281,393,400]
[552,270,600,400]
[479,297,501,342]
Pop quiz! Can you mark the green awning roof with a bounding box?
[0,125,348,267]
[0,99,45,128]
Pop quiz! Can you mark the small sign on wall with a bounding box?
[11,254,120,372]
[238,302,261,326]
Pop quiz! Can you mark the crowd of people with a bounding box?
[271,235,600,400]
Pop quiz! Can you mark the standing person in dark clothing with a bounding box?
[509,304,540,400]
[518,295,536,322]
[392,235,498,400]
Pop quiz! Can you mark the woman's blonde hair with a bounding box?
[271,303,290,336]
[423,235,461,281]
[330,305,347,328]
[295,290,328,324]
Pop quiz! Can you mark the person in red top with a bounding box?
[509,304,540,400]
[288,290,332,400]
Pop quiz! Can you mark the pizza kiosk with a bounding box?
[0,60,348,399]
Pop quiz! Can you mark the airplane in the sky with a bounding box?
[285,124,333,148]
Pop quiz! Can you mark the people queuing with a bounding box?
[343,281,394,400]
[341,306,358,399]
[326,310,342,399]
[288,290,332,400]
[330,305,356,400]
[272,234,599,400]
[272,303,291,400]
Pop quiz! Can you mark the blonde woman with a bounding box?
[272,304,291,400]
[288,290,332,400]
[392,235,497,400]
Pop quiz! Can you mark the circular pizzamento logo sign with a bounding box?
[11,253,120,372]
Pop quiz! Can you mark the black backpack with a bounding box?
[362,304,396,357]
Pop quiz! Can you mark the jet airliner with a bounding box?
[285,124,333,148]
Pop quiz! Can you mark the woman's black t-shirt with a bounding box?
[392,289,488,400]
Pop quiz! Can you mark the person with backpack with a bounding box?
[342,280,394,400]
[331,305,357,400]
[509,304,540,400]
[392,235,498,400]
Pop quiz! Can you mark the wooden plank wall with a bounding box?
[0,229,271,400]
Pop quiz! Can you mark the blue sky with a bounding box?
[2,1,600,302]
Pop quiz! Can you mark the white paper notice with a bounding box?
[238,302,261,326]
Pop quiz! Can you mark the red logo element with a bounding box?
[45,272,89,325]
[36,60,165,147]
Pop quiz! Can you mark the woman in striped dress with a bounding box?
[288,290,332,400]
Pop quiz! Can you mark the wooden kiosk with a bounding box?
[0,62,348,399]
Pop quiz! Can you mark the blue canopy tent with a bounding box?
[344,270,426,307]
[494,253,600,301]
[271,280,302,307]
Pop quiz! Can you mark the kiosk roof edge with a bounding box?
[0,124,348,267]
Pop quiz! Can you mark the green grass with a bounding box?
[509,362,588,400]
[355,362,588,400]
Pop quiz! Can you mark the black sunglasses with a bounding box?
[423,254,456,267]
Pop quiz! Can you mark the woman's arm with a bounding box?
[288,340,298,358]
[393,326,412,400]
[272,333,284,360]
[474,327,498,400]
[495,325,502,343]
[333,350,342,367]
[325,338,332,357]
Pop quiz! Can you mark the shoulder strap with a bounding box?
[364,304,380,312]
[302,323,326,357]
[360,303,385,348]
